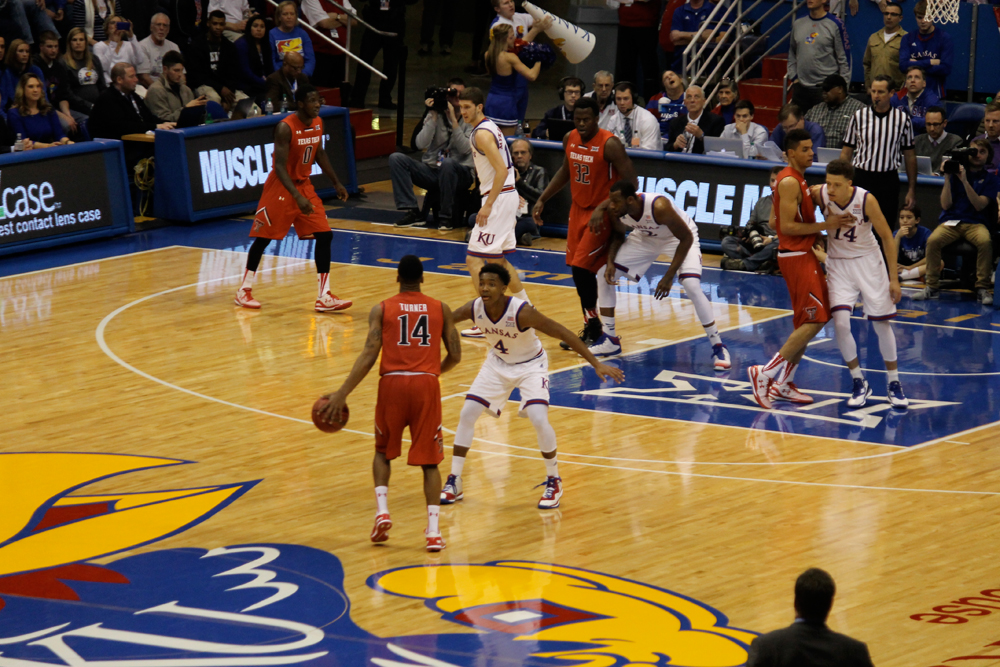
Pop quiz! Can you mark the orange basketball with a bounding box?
[312,397,348,433]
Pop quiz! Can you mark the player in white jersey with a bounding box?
[584,180,731,370]
[808,159,908,409]
[457,87,532,339]
[443,263,625,509]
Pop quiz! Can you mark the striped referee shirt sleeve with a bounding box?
[901,114,915,151]
[843,110,858,149]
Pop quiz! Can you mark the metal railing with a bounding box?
[680,0,801,106]
[264,0,395,82]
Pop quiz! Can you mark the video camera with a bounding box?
[425,86,459,113]
[942,146,979,175]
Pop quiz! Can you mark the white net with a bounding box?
[926,0,961,23]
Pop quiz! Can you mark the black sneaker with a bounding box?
[438,217,457,230]
[560,318,601,350]
[518,232,533,247]
[394,209,425,228]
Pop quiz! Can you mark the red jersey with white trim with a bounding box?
[567,128,618,209]
[267,113,323,184]
[773,166,818,253]
[379,292,444,376]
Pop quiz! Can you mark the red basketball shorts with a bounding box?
[250,179,329,240]
[566,202,611,273]
[375,374,444,466]
[778,250,831,329]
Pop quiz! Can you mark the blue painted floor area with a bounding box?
[4,218,1000,446]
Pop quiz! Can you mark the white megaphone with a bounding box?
[521,1,596,65]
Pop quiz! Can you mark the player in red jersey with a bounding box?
[533,95,637,350]
[319,256,461,552]
[234,85,351,313]
[747,129,853,409]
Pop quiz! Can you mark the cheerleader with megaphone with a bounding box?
[483,23,544,137]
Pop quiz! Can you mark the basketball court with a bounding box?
[2,207,1000,667]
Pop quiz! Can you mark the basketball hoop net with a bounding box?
[926,0,961,23]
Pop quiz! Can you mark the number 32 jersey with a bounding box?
[567,128,618,209]
[379,292,444,376]
[818,184,879,260]
[473,296,543,364]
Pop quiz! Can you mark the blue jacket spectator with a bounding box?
[234,14,273,97]
[770,104,826,150]
[7,73,69,147]
[269,1,315,78]
[670,0,714,74]
[898,2,953,99]
[889,66,940,134]
[647,70,687,136]
[2,39,46,111]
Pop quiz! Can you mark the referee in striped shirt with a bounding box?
[840,75,917,230]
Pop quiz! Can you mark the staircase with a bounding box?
[318,87,397,161]
[737,54,789,132]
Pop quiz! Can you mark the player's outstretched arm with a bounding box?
[518,305,626,384]
[315,118,349,202]
[652,197,694,299]
[866,195,902,303]
[440,302,462,375]
[533,135,572,226]
[271,122,311,214]
[451,299,475,324]
[320,304,383,422]
[604,136,638,189]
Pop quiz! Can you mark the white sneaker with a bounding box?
[440,474,463,504]
[536,476,563,509]
[234,287,261,309]
[712,344,731,370]
[847,378,872,408]
[315,292,352,312]
[747,365,772,409]
[769,381,814,404]
[887,380,909,409]
[587,333,622,357]
[461,326,485,338]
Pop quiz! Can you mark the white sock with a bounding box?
[427,505,440,534]
[544,456,559,478]
[375,486,389,515]
[317,273,329,298]
[900,267,920,280]
[241,269,256,290]
[513,289,531,304]
[762,353,787,381]
[703,321,722,346]
[600,314,616,337]
[451,455,466,477]
[887,369,900,383]
[784,363,798,384]
[849,365,864,380]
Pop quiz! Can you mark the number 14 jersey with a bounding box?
[379,292,444,376]
[567,128,618,209]
[818,184,879,260]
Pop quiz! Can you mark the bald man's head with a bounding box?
[281,51,305,78]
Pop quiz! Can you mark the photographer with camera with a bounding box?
[915,137,1000,304]
[391,79,474,230]
[721,166,782,273]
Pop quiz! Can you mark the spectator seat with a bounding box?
[947,103,986,143]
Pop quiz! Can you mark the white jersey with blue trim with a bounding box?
[620,193,698,242]
[473,296,543,365]
[819,184,879,259]
[471,118,516,196]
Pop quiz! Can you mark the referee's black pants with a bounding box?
[854,168,900,232]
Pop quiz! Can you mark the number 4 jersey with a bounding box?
[379,292,444,376]
[473,296,543,364]
[818,184,879,259]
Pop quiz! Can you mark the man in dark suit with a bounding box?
[89,62,175,140]
[265,52,311,110]
[667,84,724,154]
[747,568,875,667]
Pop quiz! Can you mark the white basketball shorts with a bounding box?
[467,189,518,260]
[612,234,703,282]
[827,251,897,320]
[465,349,549,417]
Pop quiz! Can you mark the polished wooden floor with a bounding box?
[3,221,1000,666]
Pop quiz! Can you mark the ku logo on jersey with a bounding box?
[805,30,819,44]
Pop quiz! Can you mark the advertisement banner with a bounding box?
[183,112,350,214]
[0,151,115,248]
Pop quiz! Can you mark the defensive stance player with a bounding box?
[320,256,462,552]
[747,129,852,408]
[533,96,637,350]
[234,85,351,312]
[809,160,907,408]
[441,263,625,509]
[458,87,532,338]
[588,180,731,369]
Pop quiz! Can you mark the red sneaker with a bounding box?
[537,476,563,509]
[769,381,814,404]
[747,365,773,409]
[370,513,391,543]
[425,531,446,552]
[234,288,261,309]
[316,292,352,312]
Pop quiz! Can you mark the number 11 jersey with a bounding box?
[567,128,618,209]
[379,292,444,376]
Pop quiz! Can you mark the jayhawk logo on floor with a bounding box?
[0,452,756,666]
